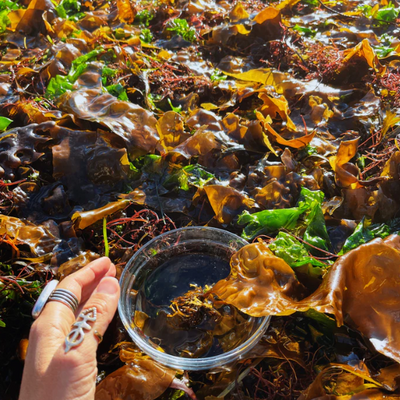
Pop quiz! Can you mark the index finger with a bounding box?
[39,257,116,336]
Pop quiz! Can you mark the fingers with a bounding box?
[72,276,120,354]
[49,276,120,362]
[39,257,115,336]
[24,258,117,376]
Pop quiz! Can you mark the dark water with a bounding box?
[135,253,256,358]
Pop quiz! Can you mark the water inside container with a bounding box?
[134,252,257,358]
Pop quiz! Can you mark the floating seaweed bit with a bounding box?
[166,285,221,331]
[139,283,256,359]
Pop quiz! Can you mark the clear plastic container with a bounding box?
[118,227,270,371]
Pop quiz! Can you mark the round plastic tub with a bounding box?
[118,226,270,371]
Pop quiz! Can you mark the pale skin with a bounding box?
[19,257,120,400]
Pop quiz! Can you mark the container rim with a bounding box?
[118,226,270,371]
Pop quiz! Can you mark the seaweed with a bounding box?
[1,0,400,398]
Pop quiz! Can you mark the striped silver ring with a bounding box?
[32,280,59,319]
[49,289,79,314]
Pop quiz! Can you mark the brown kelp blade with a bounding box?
[213,236,400,363]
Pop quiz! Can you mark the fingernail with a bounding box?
[97,277,119,295]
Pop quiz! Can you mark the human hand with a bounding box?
[19,257,120,400]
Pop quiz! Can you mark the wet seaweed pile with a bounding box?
[1,0,400,399]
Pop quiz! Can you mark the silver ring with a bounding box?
[65,307,97,352]
[49,289,79,314]
[32,280,59,319]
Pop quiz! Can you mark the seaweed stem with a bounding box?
[103,217,109,258]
